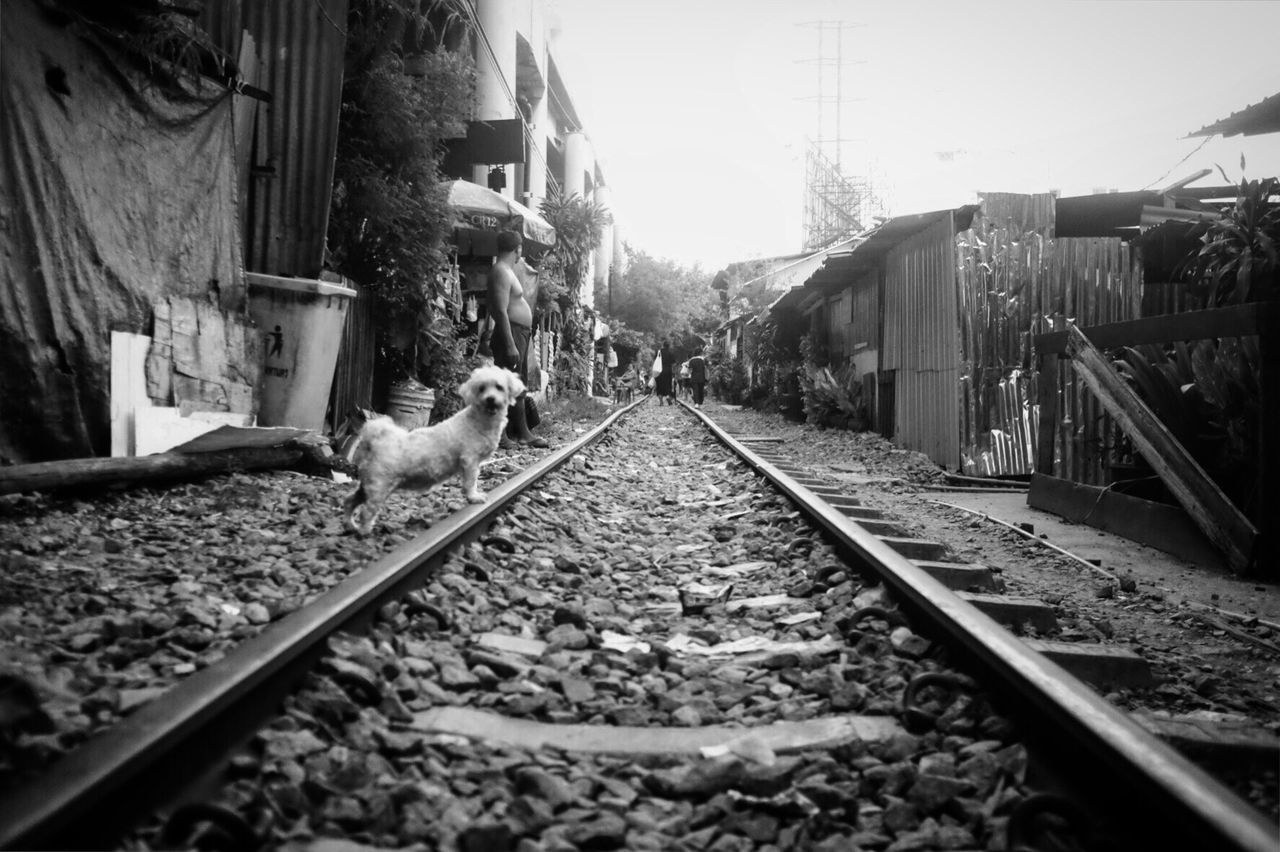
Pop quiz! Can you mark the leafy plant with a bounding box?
[1180,175,1280,305]
[1112,338,1259,514]
[540,190,612,306]
[800,361,868,430]
[413,315,474,421]
[539,189,612,396]
[327,0,474,385]
[706,342,748,404]
[551,310,592,397]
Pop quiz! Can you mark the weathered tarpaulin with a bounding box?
[0,0,244,462]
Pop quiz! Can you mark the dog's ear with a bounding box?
[458,376,478,406]
[505,370,526,399]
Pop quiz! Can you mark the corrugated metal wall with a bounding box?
[202,0,348,278]
[850,271,879,350]
[883,215,961,468]
[826,291,850,361]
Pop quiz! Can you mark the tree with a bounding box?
[603,243,720,347]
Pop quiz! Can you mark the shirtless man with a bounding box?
[487,230,548,447]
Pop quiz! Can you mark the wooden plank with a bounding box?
[1063,324,1257,573]
[1036,303,1277,354]
[1027,473,1225,569]
[110,332,153,457]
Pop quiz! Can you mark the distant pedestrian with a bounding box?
[654,340,675,405]
[678,359,692,400]
[688,349,708,407]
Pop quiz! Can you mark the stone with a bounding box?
[671,705,703,726]
[565,813,628,850]
[917,752,956,777]
[553,605,588,628]
[889,626,931,659]
[506,795,554,835]
[906,773,970,812]
[458,823,514,852]
[546,624,590,651]
[514,767,577,808]
[439,662,481,689]
[881,796,920,832]
[723,812,779,843]
[559,677,595,704]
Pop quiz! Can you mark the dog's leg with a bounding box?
[357,504,381,535]
[354,483,391,535]
[461,462,485,503]
[343,485,366,532]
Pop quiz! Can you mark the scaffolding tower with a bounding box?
[804,142,872,250]
[798,20,883,250]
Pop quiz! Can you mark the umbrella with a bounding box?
[446,179,556,250]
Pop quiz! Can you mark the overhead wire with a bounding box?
[1141,134,1216,191]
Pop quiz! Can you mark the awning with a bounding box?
[447,179,556,252]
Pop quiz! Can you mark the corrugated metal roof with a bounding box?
[1186,91,1280,138]
[763,206,978,317]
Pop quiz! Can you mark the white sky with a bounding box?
[549,0,1280,272]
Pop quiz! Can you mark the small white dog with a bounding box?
[344,365,525,534]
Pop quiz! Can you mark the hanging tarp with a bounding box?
[447,179,556,254]
[0,0,245,462]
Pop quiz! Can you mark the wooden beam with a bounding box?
[1035,352,1059,475]
[1064,324,1257,573]
[1158,169,1213,195]
[0,447,303,497]
[1260,310,1278,572]
[1027,473,1224,569]
[1036,303,1278,354]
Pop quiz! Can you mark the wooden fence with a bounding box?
[328,285,376,432]
[956,193,1143,480]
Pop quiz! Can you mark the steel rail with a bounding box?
[692,404,1276,852]
[0,400,640,851]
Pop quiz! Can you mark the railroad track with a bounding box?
[0,399,1273,851]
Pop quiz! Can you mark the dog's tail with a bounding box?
[352,416,400,467]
